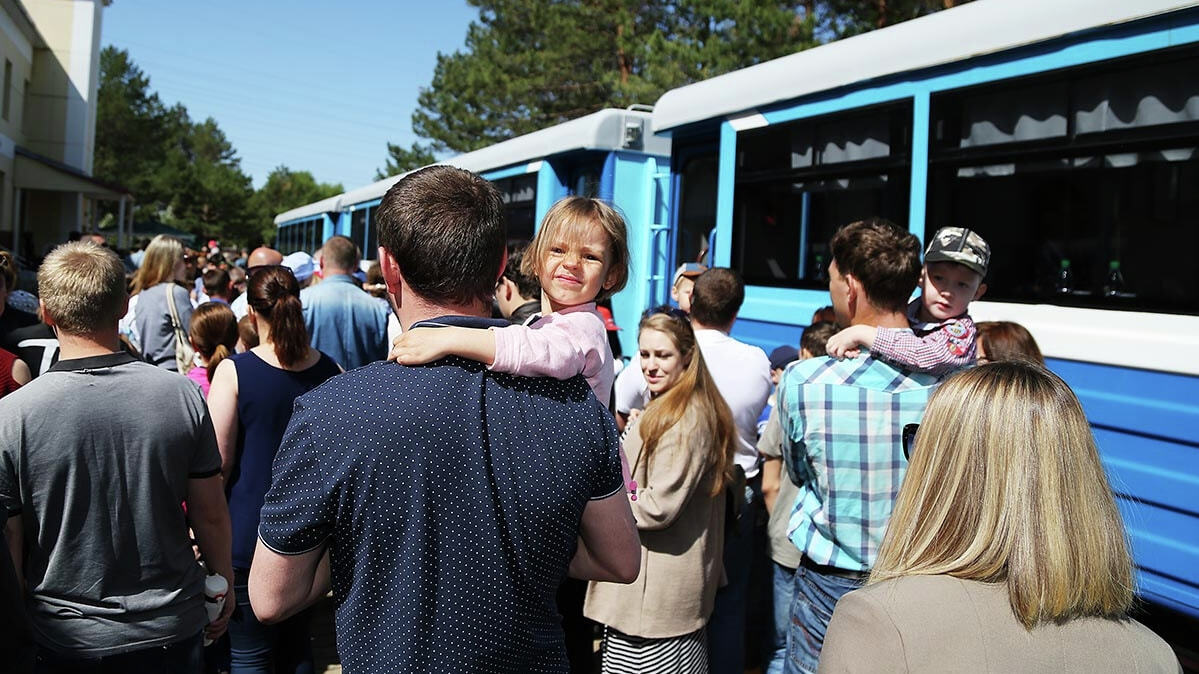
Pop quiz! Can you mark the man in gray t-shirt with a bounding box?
[0,242,233,670]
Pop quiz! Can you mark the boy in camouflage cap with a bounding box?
[826,226,989,375]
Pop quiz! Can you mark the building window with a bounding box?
[928,47,1199,315]
[732,101,913,288]
[3,60,12,121]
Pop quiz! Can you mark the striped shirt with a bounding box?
[779,351,941,571]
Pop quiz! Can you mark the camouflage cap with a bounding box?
[924,227,990,277]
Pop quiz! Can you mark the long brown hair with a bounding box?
[634,311,736,496]
[247,266,308,368]
[188,302,238,382]
[870,361,1134,628]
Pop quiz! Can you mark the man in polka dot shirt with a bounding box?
[248,165,641,673]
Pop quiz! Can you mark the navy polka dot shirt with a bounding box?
[258,315,624,673]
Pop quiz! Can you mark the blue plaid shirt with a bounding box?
[780,351,941,571]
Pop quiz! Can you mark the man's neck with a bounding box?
[56,329,122,360]
[691,319,732,335]
[851,304,909,330]
[396,292,490,332]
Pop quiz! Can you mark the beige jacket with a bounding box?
[819,575,1180,673]
[584,407,726,638]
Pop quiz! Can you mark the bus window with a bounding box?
[366,207,378,260]
[351,208,367,255]
[929,48,1199,315]
[674,152,717,267]
[493,174,537,241]
[733,102,912,288]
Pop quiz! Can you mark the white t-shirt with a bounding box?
[616,328,771,478]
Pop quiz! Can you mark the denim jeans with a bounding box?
[228,568,313,674]
[766,563,796,674]
[35,632,204,674]
[707,474,763,674]
[784,564,863,674]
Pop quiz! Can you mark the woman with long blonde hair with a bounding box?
[585,308,736,673]
[123,235,194,371]
[819,361,1178,672]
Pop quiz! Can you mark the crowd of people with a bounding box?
[0,164,1182,673]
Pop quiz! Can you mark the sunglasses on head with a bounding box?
[902,423,919,460]
[646,305,689,322]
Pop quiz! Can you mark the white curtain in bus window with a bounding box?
[958,82,1067,148]
[927,51,1199,314]
[733,102,911,289]
[1074,58,1199,134]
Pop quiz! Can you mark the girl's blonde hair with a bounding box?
[634,311,736,497]
[870,361,1135,628]
[131,235,184,295]
[522,196,629,301]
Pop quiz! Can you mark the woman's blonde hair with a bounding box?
[131,235,184,294]
[522,196,629,301]
[634,311,736,497]
[870,361,1134,628]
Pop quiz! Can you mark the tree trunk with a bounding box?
[877,0,888,28]
[616,22,630,85]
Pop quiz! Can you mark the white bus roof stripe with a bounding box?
[652,0,1198,133]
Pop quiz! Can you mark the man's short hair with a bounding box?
[690,267,744,328]
[322,235,359,272]
[38,242,126,335]
[830,218,921,313]
[375,165,505,306]
[203,268,231,299]
[503,242,540,300]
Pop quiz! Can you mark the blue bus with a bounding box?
[274,107,671,356]
[649,0,1199,619]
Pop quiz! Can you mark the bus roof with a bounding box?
[277,108,670,224]
[652,0,1196,133]
[274,193,343,225]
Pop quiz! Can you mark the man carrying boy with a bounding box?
[779,218,942,674]
[826,226,990,374]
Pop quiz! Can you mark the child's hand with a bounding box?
[389,327,450,365]
[826,325,875,360]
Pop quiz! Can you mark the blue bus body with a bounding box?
[275,109,671,356]
[651,0,1199,617]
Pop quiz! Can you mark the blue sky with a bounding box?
[102,0,478,190]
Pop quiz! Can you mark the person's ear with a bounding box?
[973,282,988,301]
[843,273,861,315]
[603,263,621,290]
[39,299,56,329]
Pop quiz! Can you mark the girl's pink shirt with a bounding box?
[186,365,211,398]
[489,302,614,404]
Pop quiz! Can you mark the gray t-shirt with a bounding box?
[0,352,221,656]
[133,283,193,371]
[758,404,803,569]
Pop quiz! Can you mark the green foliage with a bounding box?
[251,167,343,242]
[95,47,315,247]
[405,0,968,155]
[375,141,437,180]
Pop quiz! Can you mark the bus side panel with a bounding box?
[1049,357,1199,618]
[608,152,669,358]
[729,316,805,357]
